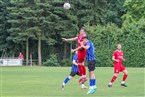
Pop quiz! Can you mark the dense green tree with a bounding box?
[106,0,126,27]
[0,0,10,56]
[7,0,36,65]
[122,0,145,24]
[0,0,144,67]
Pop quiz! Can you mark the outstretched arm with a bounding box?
[62,37,78,42]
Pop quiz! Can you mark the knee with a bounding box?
[114,73,118,77]
[68,76,73,79]
[125,71,128,75]
[124,70,128,75]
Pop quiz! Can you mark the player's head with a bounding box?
[117,43,122,50]
[82,35,89,44]
[80,27,87,35]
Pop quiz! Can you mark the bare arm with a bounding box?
[81,42,90,50]
[81,45,90,50]
[71,46,82,53]
[72,60,78,65]
[62,37,78,42]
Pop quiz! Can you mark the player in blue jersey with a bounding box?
[81,35,97,94]
[71,35,97,94]
[61,51,88,90]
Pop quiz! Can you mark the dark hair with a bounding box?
[82,35,89,39]
[81,27,87,32]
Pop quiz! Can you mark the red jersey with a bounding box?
[113,50,124,64]
[77,34,86,63]
[77,34,87,47]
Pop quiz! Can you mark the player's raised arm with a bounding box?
[62,37,78,42]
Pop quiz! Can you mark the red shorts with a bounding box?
[78,50,86,63]
[114,63,126,73]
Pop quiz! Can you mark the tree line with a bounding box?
[0,0,144,67]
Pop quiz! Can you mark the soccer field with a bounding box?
[0,67,144,97]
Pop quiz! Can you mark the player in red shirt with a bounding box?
[62,27,87,84]
[108,44,128,87]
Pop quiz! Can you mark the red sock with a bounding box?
[82,65,86,75]
[78,64,83,76]
[110,76,117,83]
[122,74,128,81]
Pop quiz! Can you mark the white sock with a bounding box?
[82,75,86,78]
[109,82,112,85]
[62,83,65,86]
[90,86,94,88]
[121,81,125,84]
[81,84,85,87]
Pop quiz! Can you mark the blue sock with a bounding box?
[90,79,96,86]
[90,79,94,86]
[64,77,70,85]
[93,79,96,86]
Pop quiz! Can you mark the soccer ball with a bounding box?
[63,2,71,9]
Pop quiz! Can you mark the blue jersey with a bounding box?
[71,54,79,72]
[86,40,96,61]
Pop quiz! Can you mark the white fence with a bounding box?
[0,58,23,66]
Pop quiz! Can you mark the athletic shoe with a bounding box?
[121,83,127,87]
[108,84,112,88]
[61,84,64,90]
[87,86,97,94]
[91,86,97,94]
[87,87,94,94]
[81,85,88,89]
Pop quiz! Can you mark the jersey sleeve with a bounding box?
[112,51,116,56]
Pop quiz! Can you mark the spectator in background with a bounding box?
[18,52,24,60]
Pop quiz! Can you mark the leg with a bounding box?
[61,76,73,90]
[78,62,87,84]
[108,64,119,87]
[61,70,77,90]
[87,60,97,94]
[81,62,86,77]
[78,52,86,79]
[121,69,128,87]
[78,63,83,76]
[87,71,97,94]
[108,73,118,87]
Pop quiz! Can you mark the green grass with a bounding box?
[0,67,144,97]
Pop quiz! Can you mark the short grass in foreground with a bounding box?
[0,67,144,97]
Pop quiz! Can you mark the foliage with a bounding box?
[86,19,145,67]
[42,54,59,66]
[0,0,144,67]
[60,58,71,67]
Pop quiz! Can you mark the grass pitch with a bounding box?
[0,67,144,97]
